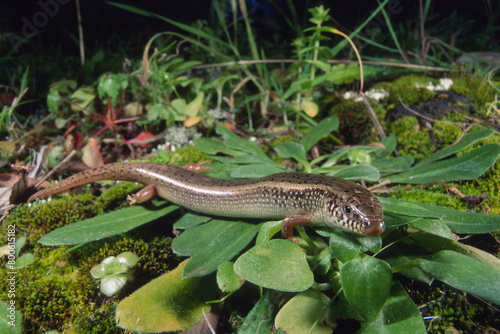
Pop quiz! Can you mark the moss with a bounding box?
[432,122,462,147]
[372,75,438,106]
[408,281,498,333]
[164,145,208,166]
[450,75,496,114]
[328,99,385,144]
[2,198,96,247]
[269,133,295,147]
[389,116,435,160]
[389,186,468,210]
[0,234,177,333]
[96,182,143,213]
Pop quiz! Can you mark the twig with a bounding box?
[33,150,77,188]
[360,92,386,139]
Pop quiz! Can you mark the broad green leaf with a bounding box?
[173,213,211,229]
[216,262,244,293]
[275,290,332,334]
[340,256,392,321]
[115,260,216,333]
[184,92,204,116]
[300,116,339,152]
[13,253,35,269]
[328,63,361,85]
[216,125,268,157]
[194,137,243,156]
[410,219,455,240]
[358,281,426,334]
[275,142,309,168]
[371,156,414,173]
[70,88,95,112]
[386,143,500,184]
[239,291,275,333]
[38,204,178,245]
[381,197,500,234]
[416,128,494,166]
[380,198,445,219]
[328,164,380,181]
[330,232,361,262]
[234,239,314,292]
[380,135,397,158]
[172,220,236,256]
[414,250,500,305]
[183,221,260,278]
[255,221,282,245]
[230,164,284,178]
[0,301,22,334]
[213,153,281,167]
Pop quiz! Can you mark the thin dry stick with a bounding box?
[191,59,450,72]
[360,92,386,139]
[33,150,77,188]
[75,0,85,65]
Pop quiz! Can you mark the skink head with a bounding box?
[325,188,385,236]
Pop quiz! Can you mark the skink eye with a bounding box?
[344,206,351,214]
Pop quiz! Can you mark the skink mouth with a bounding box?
[362,218,385,236]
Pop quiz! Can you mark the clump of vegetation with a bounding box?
[389,116,435,159]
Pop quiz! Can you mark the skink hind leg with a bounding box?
[126,184,158,205]
[282,214,313,240]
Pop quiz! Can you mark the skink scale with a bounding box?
[28,162,385,238]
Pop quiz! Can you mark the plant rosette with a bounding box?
[90,251,139,297]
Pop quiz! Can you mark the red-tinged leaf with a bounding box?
[123,131,154,147]
[82,138,104,168]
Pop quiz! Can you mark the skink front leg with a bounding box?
[282,214,314,240]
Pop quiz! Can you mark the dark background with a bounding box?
[1,0,498,91]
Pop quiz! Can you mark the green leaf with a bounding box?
[416,128,494,166]
[234,239,314,292]
[216,262,244,293]
[216,125,268,157]
[300,116,339,151]
[275,142,309,169]
[185,92,204,116]
[340,256,392,321]
[230,164,284,178]
[13,253,35,269]
[70,88,95,112]
[39,204,178,245]
[115,260,216,332]
[183,221,260,278]
[172,220,235,256]
[275,290,332,334]
[238,291,276,333]
[255,221,282,245]
[328,164,380,181]
[173,213,211,229]
[330,232,361,262]
[386,143,500,184]
[100,274,128,297]
[381,197,500,234]
[194,137,243,156]
[0,301,22,334]
[358,281,426,334]
[328,63,361,85]
[380,197,445,219]
[372,156,414,174]
[410,219,455,240]
[414,250,500,305]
